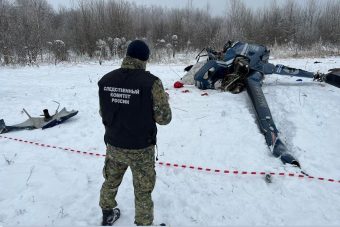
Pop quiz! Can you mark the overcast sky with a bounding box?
[47,0,290,16]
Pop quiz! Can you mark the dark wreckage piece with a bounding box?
[181,41,340,167]
[0,107,78,134]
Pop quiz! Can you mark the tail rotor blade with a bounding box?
[0,119,7,134]
[324,69,340,88]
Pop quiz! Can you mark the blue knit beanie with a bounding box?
[126,40,150,61]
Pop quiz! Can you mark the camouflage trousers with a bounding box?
[99,144,156,226]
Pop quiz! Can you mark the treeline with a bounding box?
[219,0,340,49]
[0,0,339,65]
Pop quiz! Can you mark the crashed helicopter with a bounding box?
[0,102,78,134]
[181,40,340,168]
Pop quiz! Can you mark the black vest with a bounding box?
[98,68,158,149]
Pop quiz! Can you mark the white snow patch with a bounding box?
[1,58,340,226]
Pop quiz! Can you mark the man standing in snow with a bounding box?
[98,40,172,226]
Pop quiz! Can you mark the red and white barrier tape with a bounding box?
[0,135,105,157]
[157,162,339,183]
[1,135,339,184]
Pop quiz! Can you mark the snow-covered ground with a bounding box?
[0,57,340,226]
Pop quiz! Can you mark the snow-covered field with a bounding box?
[1,57,340,226]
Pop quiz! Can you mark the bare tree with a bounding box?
[0,0,12,64]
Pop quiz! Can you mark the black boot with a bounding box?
[101,208,120,226]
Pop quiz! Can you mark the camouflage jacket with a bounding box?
[100,56,172,125]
